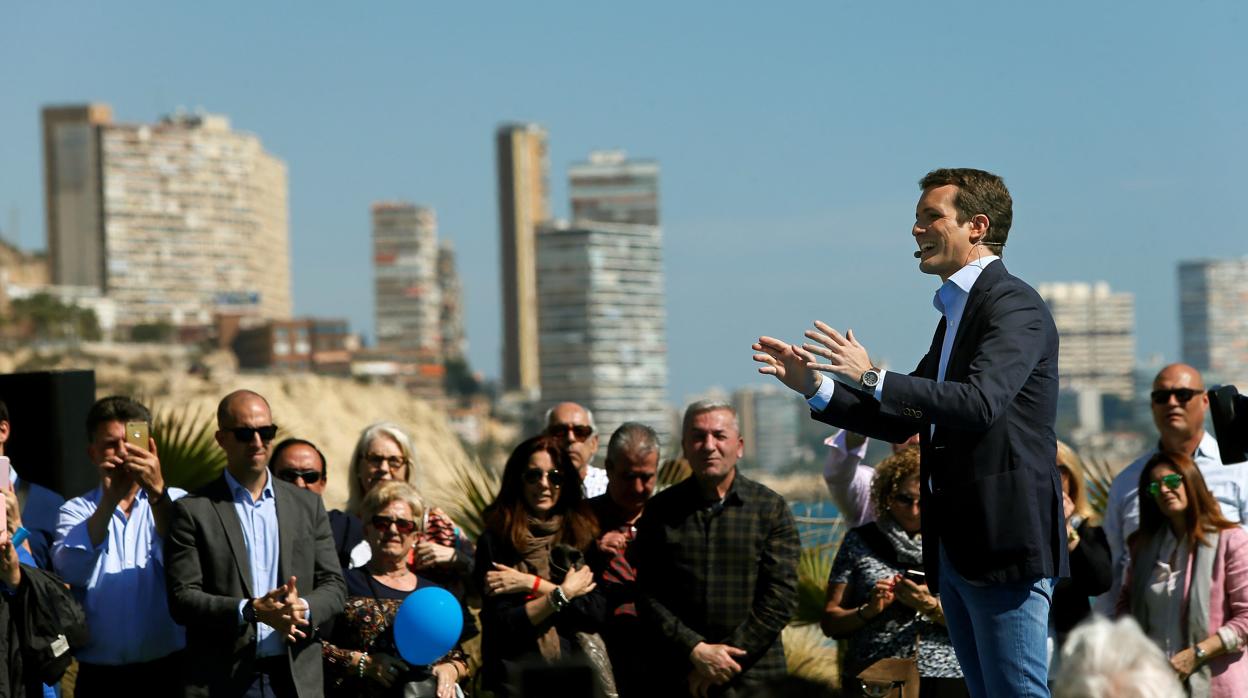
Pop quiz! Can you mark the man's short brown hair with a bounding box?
[920,168,1013,251]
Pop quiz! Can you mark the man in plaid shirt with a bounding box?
[631,400,800,697]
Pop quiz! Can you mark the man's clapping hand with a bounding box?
[253,575,310,643]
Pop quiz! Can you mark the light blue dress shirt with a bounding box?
[53,486,187,665]
[223,469,284,658]
[9,464,66,569]
[809,257,1000,413]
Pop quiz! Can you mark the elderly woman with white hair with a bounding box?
[344,422,475,585]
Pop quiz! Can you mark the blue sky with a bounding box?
[2,2,1245,403]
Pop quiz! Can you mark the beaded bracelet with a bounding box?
[357,652,368,679]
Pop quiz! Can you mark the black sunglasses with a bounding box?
[228,425,279,442]
[892,493,921,508]
[547,424,594,442]
[275,469,322,485]
[1151,388,1201,405]
[370,515,418,534]
[522,468,565,488]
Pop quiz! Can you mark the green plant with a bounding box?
[434,454,500,542]
[151,404,228,491]
[783,624,839,688]
[793,543,835,625]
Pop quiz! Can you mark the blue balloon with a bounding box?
[394,587,464,665]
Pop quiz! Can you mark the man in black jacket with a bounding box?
[754,168,1068,698]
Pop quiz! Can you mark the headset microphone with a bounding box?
[913,250,923,258]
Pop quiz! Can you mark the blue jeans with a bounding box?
[939,544,1054,698]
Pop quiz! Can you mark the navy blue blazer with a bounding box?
[812,261,1069,591]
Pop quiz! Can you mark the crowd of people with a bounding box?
[1,168,1246,698]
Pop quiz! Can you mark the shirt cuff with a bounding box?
[807,377,836,411]
[873,370,888,401]
[301,597,311,624]
[1218,625,1242,652]
[238,598,249,626]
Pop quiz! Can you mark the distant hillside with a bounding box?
[0,343,499,512]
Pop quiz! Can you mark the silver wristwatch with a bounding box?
[549,586,570,612]
[860,368,882,392]
[1194,644,1210,665]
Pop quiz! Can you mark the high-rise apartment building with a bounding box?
[372,202,442,354]
[733,385,802,473]
[568,150,660,226]
[537,221,668,454]
[496,123,549,395]
[437,240,467,363]
[42,104,291,327]
[1180,258,1248,388]
[1037,281,1135,400]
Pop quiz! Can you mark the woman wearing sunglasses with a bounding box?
[822,446,968,698]
[1117,451,1248,697]
[321,480,473,698]
[473,434,605,696]
[345,423,475,585]
[1049,441,1112,653]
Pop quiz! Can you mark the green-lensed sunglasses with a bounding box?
[1148,473,1183,497]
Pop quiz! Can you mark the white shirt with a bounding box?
[583,465,609,499]
[1093,430,1248,615]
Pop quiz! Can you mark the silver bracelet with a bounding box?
[549,586,570,612]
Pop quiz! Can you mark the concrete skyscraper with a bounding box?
[372,202,441,354]
[733,385,802,473]
[537,220,668,453]
[1180,258,1248,388]
[42,104,291,328]
[569,150,660,226]
[437,239,467,363]
[1038,281,1136,400]
[496,123,549,395]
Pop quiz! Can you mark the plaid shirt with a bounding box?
[630,470,800,689]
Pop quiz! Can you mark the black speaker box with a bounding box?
[0,369,96,499]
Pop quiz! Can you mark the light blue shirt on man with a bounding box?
[223,469,285,658]
[53,485,188,665]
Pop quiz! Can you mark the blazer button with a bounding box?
[914,409,923,419]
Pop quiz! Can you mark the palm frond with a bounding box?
[435,454,500,542]
[151,403,228,492]
[783,624,839,688]
[1083,454,1117,518]
[792,543,835,625]
[657,456,691,492]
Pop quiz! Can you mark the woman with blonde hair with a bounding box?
[1050,440,1112,644]
[345,422,474,583]
[322,480,473,698]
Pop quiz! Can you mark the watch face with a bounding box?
[862,370,880,387]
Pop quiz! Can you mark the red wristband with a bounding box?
[531,575,542,593]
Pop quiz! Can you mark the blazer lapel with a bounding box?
[274,481,295,582]
[209,478,255,597]
[948,262,1005,372]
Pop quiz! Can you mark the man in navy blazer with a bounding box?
[754,168,1067,698]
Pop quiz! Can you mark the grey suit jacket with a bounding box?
[165,473,346,698]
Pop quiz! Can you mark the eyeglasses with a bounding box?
[1148,474,1184,497]
[547,424,594,442]
[275,469,322,485]
[892,493,921,508]
[364,454,409,471]
[370,515,418,534]
[522,468,565,488]
[1151,388,1201,405]
[228,425,279,443]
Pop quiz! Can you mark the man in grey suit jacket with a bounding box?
[166,390,346,698]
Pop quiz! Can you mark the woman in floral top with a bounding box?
[822,447,967,698]
[322,481,473,698]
